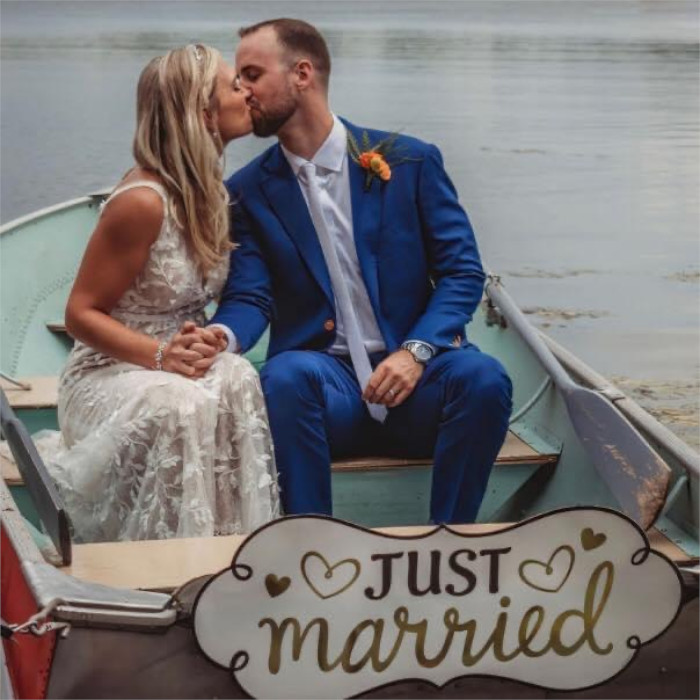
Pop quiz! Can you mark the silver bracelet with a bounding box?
[153,341,167,371]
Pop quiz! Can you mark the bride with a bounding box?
[46,44,280,542]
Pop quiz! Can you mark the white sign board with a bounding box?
[193,508,682,699]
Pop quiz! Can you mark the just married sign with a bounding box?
[193,508,682,699]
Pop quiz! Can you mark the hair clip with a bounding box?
[190,44,203,62]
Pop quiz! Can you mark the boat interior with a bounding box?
[0,192,697,600]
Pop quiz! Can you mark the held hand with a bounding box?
[208,326,230,353]
[179,321,228,353]
[362,350,424,408]
[160,328,206,377]
[172,322,228,378]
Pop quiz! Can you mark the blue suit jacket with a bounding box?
[211,120,485,358]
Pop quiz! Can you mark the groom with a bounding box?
[211,18,512,524]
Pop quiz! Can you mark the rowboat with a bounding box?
[0,191,697,699]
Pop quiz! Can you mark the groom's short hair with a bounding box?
[239,18,331,88]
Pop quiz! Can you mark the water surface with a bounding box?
[1,0,698,445]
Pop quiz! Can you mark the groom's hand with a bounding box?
[180,322,228,353]
[363,350,424,408]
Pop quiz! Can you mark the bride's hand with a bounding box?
[160,328,206,377]
[173,321,227,378]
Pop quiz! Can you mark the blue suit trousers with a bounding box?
[261,346,512,524]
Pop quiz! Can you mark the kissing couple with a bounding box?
[46,19,512,542]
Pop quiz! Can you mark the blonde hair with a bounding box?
[133,44,232,274]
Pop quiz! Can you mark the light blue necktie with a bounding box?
[298,162,387,423]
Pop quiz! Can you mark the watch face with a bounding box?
[409,342,433,362]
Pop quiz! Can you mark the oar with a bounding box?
[486,276,671,529]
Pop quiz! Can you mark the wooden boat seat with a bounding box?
[1,377,60,486]
[1,432,555,485]
[1,452,21,485]
[1,375,59,410]
[333,431,556,472]
[46,321,68,335]
[1,429,556,487]
[0,375,560,487]
[62,524,695,592]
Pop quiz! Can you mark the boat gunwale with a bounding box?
[0,189,111,236]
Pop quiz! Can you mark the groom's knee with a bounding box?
[443,351,513,420]
[261,351,325,404]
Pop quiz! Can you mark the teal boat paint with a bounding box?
[0,194,697,552]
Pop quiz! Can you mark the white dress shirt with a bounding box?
[281,116,385,355]
[216,115,386,356]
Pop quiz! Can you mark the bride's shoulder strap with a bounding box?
[102,180,169,210]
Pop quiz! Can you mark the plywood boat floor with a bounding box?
[61,524,692,592]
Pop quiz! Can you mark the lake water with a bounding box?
[1,0,698,446]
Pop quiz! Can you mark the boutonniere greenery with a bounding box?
[347,130,420,191]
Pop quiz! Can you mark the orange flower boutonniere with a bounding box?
[358,151,391,182]
[347,130,420,191]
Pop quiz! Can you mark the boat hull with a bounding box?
[43,598,699,699]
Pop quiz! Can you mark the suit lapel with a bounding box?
[260,146,333,306]
[346,123,383,306]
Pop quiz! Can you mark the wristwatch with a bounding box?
[401,340,435,365]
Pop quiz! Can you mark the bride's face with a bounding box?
[211,60,252,144]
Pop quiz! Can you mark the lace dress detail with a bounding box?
[44,180,280,542]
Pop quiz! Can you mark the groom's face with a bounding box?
[236,27,298,138]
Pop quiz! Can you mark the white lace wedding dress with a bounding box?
[43,180,280,542]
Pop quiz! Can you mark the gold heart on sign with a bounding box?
[301,552,361,600]
[581,528,607,551]
[265,574,291,598]
[519,545,575,593]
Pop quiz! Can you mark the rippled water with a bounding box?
[1,1,698,445]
